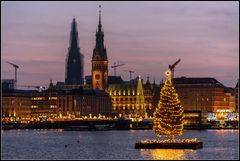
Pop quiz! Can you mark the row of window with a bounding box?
[109,90,136,96]
[94,64,107,70]
[112,97,137,101]
[113,106,145,110]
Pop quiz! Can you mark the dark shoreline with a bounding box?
[2,120,238,131]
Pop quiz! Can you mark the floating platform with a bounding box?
[135,140,203,149]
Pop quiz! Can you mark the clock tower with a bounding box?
[92,5,108,90]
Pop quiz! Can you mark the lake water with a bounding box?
[1,129,239,160]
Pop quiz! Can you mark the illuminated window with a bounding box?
[49,97,57,100]
[95,74,100,80]
[123,91,125,95]
[32,97,44,100]
[50,105,57,108]
[128,90,130,95]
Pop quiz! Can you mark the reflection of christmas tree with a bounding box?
[153,70,184,141]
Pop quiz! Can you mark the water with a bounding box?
[2,129,239,160]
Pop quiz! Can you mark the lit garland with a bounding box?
[140,138,200,144]
[153,70,184,141]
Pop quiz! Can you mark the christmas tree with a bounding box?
[153,70,184,141]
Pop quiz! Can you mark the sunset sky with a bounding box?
[1,1,239,88]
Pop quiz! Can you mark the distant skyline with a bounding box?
[1,1,239,88]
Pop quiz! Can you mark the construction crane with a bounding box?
[111,62,125,76]
[168,59,181,78]
[124,70,135,81]
[6,61,19,89]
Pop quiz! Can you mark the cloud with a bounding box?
[1,1,239,87]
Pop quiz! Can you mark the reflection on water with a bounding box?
[214,129,239,133]
[2,130,238,160]
[140,149,197,160]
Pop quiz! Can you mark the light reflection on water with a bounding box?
[215,129,239,133]
[140,149,197,160]
[2,129,239,160]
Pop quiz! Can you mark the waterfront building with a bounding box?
[92,6,108,90]
[2,89,32,122]
[65,18,84,86]
[57,88,112,118]
[143,77,155,117]
[30,80,113,119]
[31,87,59,120]
[1,79,15,90]
[108,83,137,118]
[107,76,155,120]
[173,77,236,122]
[235,80,239,113]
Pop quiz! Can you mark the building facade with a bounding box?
[31,89,59,120]
[2,79,15,90]
[65,18,84,85]
[30,87,113,119]
[235,80,239,113]
[107,76,155,120]
[173,77,236,121]
[2,89,32,122]
[92,6,108,90]
[57,88,112,118]
[143,77,156,117]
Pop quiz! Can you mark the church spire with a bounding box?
[65,18,84,85]
[70,18,79,49]
[98,5,102,32]
[146,74,150,84]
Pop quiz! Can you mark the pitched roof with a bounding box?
[173,77,224,87]
[108,76,123,84]
[108,84,137,90]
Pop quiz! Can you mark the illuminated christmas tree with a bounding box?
[153,70,184,141]
[136,75,145,119]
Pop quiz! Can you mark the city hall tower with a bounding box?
[92,5,108,90]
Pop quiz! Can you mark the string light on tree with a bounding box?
[153,69,184,141]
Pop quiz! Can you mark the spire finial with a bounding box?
[97,5,102,32]
[99,5,101,24]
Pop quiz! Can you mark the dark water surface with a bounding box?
[2,129,239,160]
